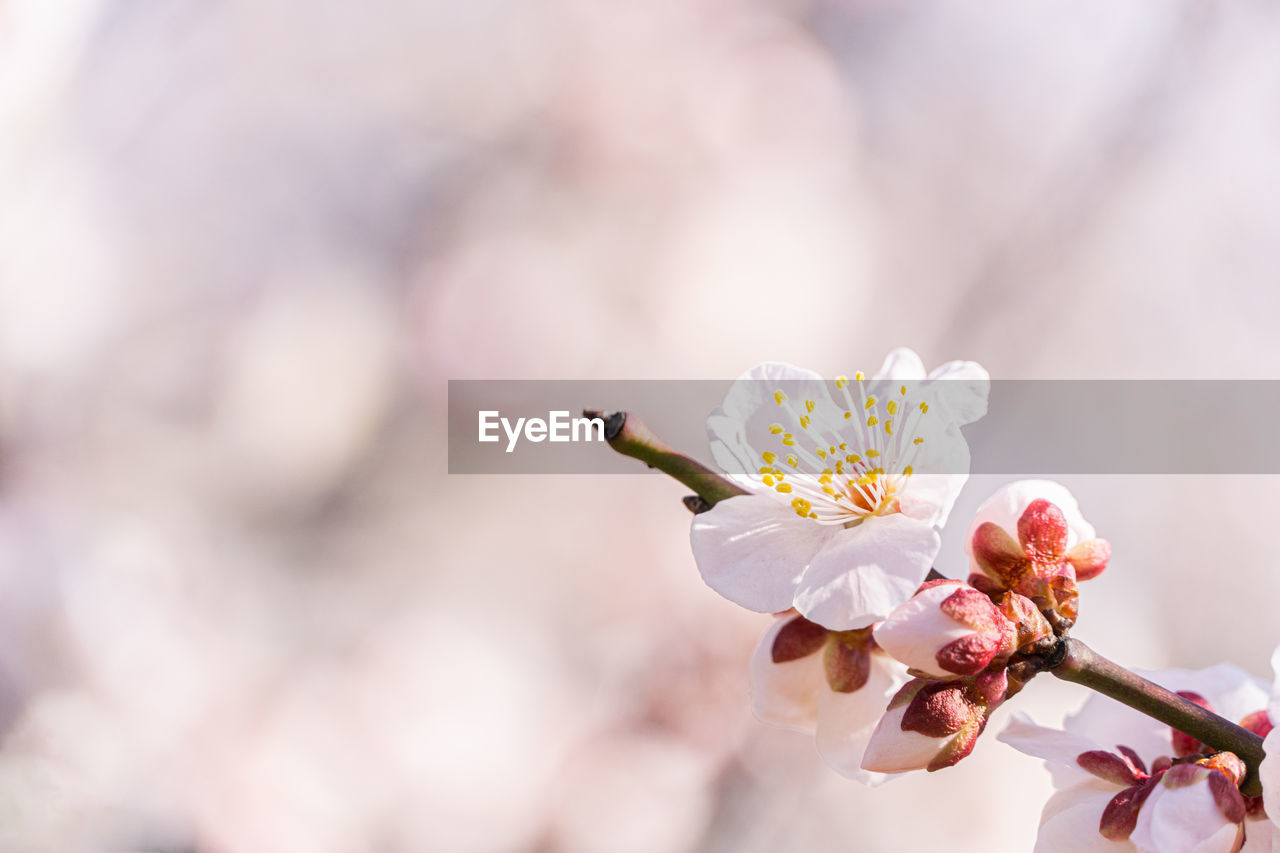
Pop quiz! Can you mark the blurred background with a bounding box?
[3,0,1280,850]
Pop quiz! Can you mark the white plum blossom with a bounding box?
[999,663,1274,853]
[750,613,910,785]
[692,349,988,630]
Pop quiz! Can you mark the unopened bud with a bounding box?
[860,670,1008,773]
[873,580,1017,679]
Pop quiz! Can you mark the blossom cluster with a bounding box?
[678,349,1279,851]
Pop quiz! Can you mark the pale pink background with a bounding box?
[2,1,1279,850]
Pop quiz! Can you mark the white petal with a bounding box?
[691,494,835,614]
[814,653,909,785]
[859,704,948,773]
[874,348,928,381]
[1131,774,1241,853]
[792,515,940,630]
[707,362,841,480]
[1261,730,1280,832]
[748,617,824,732]
[924,360,991,425]
[1240,817,1280,853]
[965,479,1096,577]
[1035,781,1135,853]
[999,712,1107,776]
[897,472,969,529]
[872,582,974,678]
[1270,643,1280,722]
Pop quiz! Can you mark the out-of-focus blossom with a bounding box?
[873,579,1019,679]
[1260,644,1280,847]
[860,669,1009,774]
[692,349,989,629]
[1000,663,1273,853]
[965,480,1110,623]
[750,612,909,785]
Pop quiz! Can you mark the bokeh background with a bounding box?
[3,0,1280,850]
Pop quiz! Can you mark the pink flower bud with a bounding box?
[873,580,1017,679]
[964,481,1110,624]
[1129,763,1246,853]
[860,670,1008,773]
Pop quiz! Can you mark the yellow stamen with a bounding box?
[774,390,787,405]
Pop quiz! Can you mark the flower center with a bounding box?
[758,374,930,524]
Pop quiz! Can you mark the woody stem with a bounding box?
[1051,637,1266,797]
[584,410,748,508]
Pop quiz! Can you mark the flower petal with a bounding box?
[1035,781,1137,853]
[749,616,825,731]
[770,615,828,663]
[792,514,940,630]
[707,362,841,479]
[1130,768,1244,853]
[971,521,1026,586]
[998,711,1108,788]
[874,348,928,381]
[1270,643,1280,723]
[1240,817,1280,853]
[691,494,836,614]
[1067,539,1112,582]
[1018,499,1070,562]
[924,360,991,425]
[1261,730,1280,835]
[814,653,909,785]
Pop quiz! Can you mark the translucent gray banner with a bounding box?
[448,380,1280,474]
